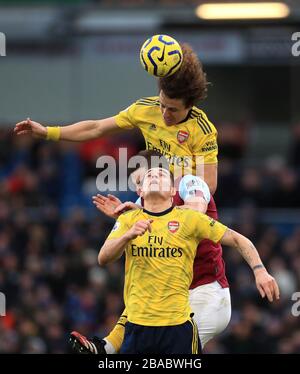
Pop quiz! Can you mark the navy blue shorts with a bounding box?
[120,319,201,354]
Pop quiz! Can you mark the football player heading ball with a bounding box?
[14,36,280,354]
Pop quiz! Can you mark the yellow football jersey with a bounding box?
[107,206,227,326]
[114,96,218,176]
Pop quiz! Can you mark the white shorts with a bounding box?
[189,281,231,348]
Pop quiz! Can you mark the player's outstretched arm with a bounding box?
[14,116,121,142]
[98,219,153,266]
[221,229,280,302]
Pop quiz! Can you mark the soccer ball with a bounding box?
[140,35,183,78]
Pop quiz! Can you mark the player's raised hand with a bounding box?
[14,118,47,139]
[254,268,280,302]
[92,194,122,219]
[126,219,153,239]
[107,194,122,205]
[114,201,140,215]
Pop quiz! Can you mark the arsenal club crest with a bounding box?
[177,130,189,144]
[168,221,179,233]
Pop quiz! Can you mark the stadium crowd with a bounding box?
[0,124,299,353]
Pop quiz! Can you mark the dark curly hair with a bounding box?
[158,43,209,108]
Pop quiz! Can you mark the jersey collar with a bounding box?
[143,206,174,216]
[177,109,193,124]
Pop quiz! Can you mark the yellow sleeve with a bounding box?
[192,112,218,164]
[194,213,227,243]
[114,102,138,129]
[195,132,218,164]
[107,213,131,240]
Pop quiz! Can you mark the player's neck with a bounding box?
[143,197,172,213]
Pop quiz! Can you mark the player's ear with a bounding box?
[136,186,142,196]
[170,186,176,197]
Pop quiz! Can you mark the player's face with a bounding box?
[141,167,174,197]
[159,91,191,126]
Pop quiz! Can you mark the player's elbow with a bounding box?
[208,179,217,195]
[203,176,217,196]
[233,231,252,250]
[98,249,108,266]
